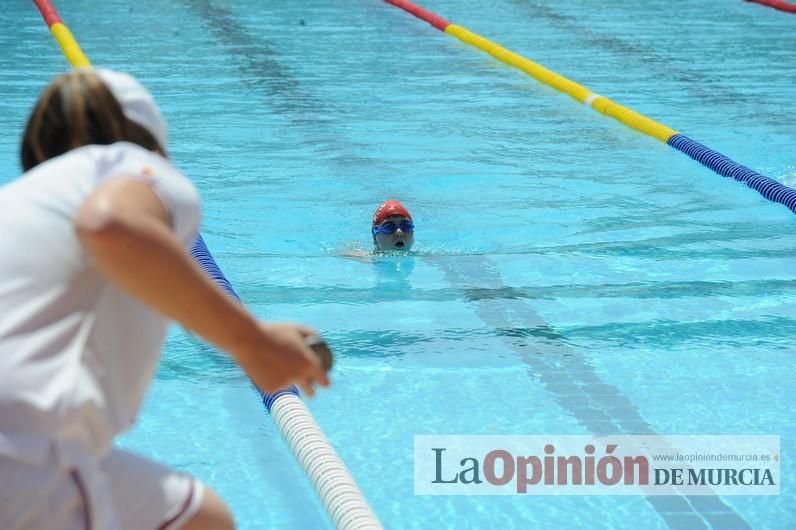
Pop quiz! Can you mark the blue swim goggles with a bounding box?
[372,220,415,236]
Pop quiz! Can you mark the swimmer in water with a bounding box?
[372,199,414,252]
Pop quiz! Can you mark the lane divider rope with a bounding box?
[384,0,796,214]
[191,237,384,530]
[32,0,91,67]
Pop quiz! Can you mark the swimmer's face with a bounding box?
[373,214,414,252]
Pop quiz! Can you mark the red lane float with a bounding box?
[32,0,62,26]
[384,0,450,30]
[745,0,796,13]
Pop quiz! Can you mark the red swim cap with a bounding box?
[372,199,412,226]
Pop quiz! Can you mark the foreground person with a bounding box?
[0,69,329,530]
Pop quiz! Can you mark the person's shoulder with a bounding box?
[97,142,187,181]
[20,144,99,181]
[337,242,375,262]
[33,142,158,177]
[100,141,166,166]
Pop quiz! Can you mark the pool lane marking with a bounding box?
[179,0,382,178]
[430,254,752,530]
[384,0,796,215]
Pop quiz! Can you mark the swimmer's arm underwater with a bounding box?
[74,177,329,396]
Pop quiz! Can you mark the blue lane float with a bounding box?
[668,134,796,214]
[189,234,299,408]
[190,234,241,302]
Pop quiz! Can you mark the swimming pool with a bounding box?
[1,0,795,528]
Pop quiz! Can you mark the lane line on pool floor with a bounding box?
[384,0,796,215]
[428,255,752,530]
[182,0,381,177]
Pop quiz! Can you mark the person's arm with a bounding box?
[74,177,328,395]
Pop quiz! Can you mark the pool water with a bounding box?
[1,0,794,528]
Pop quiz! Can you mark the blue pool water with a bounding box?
[1,0,795,528]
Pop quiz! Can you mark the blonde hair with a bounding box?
[21,69,163,171]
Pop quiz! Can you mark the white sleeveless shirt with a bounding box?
[0,142,200,461]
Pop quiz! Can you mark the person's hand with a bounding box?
[237,322,331,397]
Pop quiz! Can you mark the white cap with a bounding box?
[95,69,168,151]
